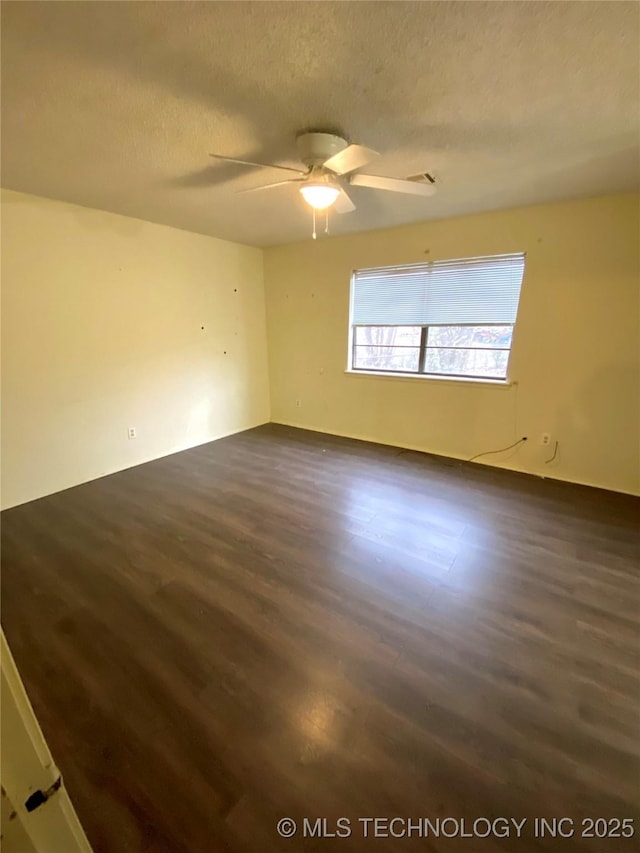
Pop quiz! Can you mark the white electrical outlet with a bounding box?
[128,427,137,439]
[541,432,551,446]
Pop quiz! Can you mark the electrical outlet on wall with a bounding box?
[541,433,551,446]
[128,427,137,439]
[295,400,301,408]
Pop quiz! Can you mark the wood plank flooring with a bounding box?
[2,423,639,852]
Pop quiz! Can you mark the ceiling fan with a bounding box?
[209,131,436,235]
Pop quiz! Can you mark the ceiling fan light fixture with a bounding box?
[299,182,341,210]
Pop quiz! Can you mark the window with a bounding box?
[349,253,525,381]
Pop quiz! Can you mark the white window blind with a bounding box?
[351,253,525,326]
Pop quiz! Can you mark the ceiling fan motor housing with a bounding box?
[296,132,349,168]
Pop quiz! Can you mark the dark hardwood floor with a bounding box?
[2,423,639,852]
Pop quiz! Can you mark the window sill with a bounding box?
[344,369,513,388]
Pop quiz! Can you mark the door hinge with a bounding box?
[25,776,62,812]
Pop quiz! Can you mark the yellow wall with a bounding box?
[3,191,638,506]
[1,189,270,509]
[265,193,640,495]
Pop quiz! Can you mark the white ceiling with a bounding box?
[1,1,638,247]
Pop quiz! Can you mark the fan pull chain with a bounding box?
[312,208,317,240]
[325,210,329,234]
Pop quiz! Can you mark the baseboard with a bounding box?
[1,418,272,511]
[269,419,640,498]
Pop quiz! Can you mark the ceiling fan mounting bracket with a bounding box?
[295,132,349,167]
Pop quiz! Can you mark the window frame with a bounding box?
[348,321,516,383]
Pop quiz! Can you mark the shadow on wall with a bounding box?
[554,363,640,493]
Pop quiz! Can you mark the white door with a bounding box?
[1,628,92,852]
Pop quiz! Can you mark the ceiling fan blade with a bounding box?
[350,173,437,196]
[237,179,303,194]
[210,154,306,175]
[322,144,379,176]
[334,188,356,213]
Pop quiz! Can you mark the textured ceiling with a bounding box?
[1,1,638,247]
